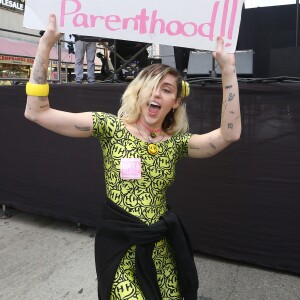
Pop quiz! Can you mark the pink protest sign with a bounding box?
[23,0,245,52]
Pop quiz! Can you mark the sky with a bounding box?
[245,0,297,8]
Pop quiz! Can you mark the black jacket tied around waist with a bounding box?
[95,199,199,299]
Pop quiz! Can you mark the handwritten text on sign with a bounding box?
[23,0,245,52]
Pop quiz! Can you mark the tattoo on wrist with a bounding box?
[75,125,91,131]
[225,85,232,89]
[230,111,235,114]
[38,96,48,102]
[228,123,233,129]
[40,104,49,109]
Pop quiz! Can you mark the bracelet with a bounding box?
[26,82,49,97]
[180,80,190,98]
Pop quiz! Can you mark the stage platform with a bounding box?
[1,80,300,275]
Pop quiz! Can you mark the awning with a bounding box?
[0,37,101,65]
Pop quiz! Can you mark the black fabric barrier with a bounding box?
[1,83,300,274]
[238,4,300,77]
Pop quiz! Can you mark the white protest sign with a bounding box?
[23,0,245,52]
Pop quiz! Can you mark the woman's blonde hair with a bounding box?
[118,64,189,135]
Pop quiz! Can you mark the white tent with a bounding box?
[245,0,297,9]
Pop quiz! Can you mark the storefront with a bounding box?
[0,55,32,79]
[0,53,75,84]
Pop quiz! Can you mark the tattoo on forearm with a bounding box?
[206,152,213,157]
[75,125,91,131]
[209,143,217,150]
[189,146,201,150]
[33,55,47,83]
[230,110,235,114]
[228,93,235,101]
[228,123,233,129]
[40,104,49,109]
[225,85,232,89]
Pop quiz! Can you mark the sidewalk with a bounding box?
[1,208,299,300]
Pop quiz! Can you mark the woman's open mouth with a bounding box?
[148,101,161,114]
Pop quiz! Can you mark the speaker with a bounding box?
[187,52,212,75]
[187,50,254,76]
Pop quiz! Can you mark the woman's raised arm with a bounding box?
[24,14,93,138]
[188,36,241,158]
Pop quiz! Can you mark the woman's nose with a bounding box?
[153,88,161,98]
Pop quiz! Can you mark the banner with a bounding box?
[23,0,245,52]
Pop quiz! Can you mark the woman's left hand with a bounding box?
[213,36,236,72]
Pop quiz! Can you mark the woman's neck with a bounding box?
[138,117,162,133]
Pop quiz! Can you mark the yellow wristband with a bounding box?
[26,82,49,97]
[180,80,190,98]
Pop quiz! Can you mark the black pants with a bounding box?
[173,47,193,75]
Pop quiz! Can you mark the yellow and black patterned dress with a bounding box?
[92,112,192,299]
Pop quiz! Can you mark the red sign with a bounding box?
[0,55,34,65]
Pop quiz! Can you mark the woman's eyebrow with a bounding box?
[161,82,175,88]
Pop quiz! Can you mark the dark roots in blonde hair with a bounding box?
[138,64,184,99]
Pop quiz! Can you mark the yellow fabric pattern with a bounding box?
[92,112,191,299]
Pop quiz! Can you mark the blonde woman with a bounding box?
[25,14,241,300]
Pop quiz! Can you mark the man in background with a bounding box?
[173,46,194,78]
[73,35,100,84]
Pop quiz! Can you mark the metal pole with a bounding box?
[57,40,62,84]
[113,39,118,82]
[210,56,217,78]
[50,60,53,81]
[296,0,299,47]
[66,63,69,83]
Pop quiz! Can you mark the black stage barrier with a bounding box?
[238,4,299,77]
[1,82,300,275]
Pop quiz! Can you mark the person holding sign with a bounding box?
[25,14,241,300]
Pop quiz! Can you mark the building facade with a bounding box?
[0,1,76,84]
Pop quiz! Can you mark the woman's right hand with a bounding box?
[40,14,63,50]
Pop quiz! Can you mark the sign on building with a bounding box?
[0,0,25,14]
